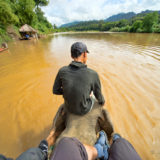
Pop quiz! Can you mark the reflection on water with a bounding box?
[0,33,160,159]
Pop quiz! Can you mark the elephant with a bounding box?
[52,101,114,146]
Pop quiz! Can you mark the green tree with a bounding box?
[130,20,143,32]
[33,7,53,32]
[53,24,57,29]
[35,7,52,28]
[116,19,128,28]
[17,0,36,25]
[34,0,49,8]
[101,22,115,31]
[0,0,19,27]
[152,24,160,33]
[143,12,159,32]
[35,7,45,22]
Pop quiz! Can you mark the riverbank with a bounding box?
[0,29,157,47]
[1,29,100,45]
[0,0,55,46]
[0,26,18,45]
[2,28,160,47]
[0,25,56,46]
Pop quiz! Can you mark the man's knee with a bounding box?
[51,137,87,160]
[109,138,141,160]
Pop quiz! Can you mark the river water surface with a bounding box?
[0,33,160,159]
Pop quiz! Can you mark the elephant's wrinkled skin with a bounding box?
[52,101,114,146]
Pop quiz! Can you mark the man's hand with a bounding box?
[46,130,55,147]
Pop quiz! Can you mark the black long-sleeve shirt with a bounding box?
[53,61,105,115]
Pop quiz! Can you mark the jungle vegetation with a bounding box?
[0,0,55,44]
[60,11,160,33]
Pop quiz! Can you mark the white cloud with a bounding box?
[41,0,160,26]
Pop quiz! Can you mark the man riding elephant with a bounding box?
[53,42,105,115]
[52,42,113,149]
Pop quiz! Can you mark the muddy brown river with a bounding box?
[0,33,160,159]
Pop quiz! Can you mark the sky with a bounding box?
[41,0,160,26]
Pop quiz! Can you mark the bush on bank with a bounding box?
[0,28,11,45]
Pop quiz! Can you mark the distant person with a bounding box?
[1,43,8,49]
[53,42,105,115]
[25,34,29,39]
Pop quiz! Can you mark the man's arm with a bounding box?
[93,73,105,105]
[53,70,63,95]
[16,130,55,160]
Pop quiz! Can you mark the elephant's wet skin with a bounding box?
[52,102,114,146]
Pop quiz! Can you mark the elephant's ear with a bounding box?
[52,104,67,136]
[98,109,114,140]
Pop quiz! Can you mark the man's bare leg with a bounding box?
[83,144,98,160]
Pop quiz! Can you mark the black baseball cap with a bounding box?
[71,42,89,54]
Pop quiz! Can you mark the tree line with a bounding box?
[60,12,160,33]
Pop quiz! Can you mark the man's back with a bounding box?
[53,61,105,115]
